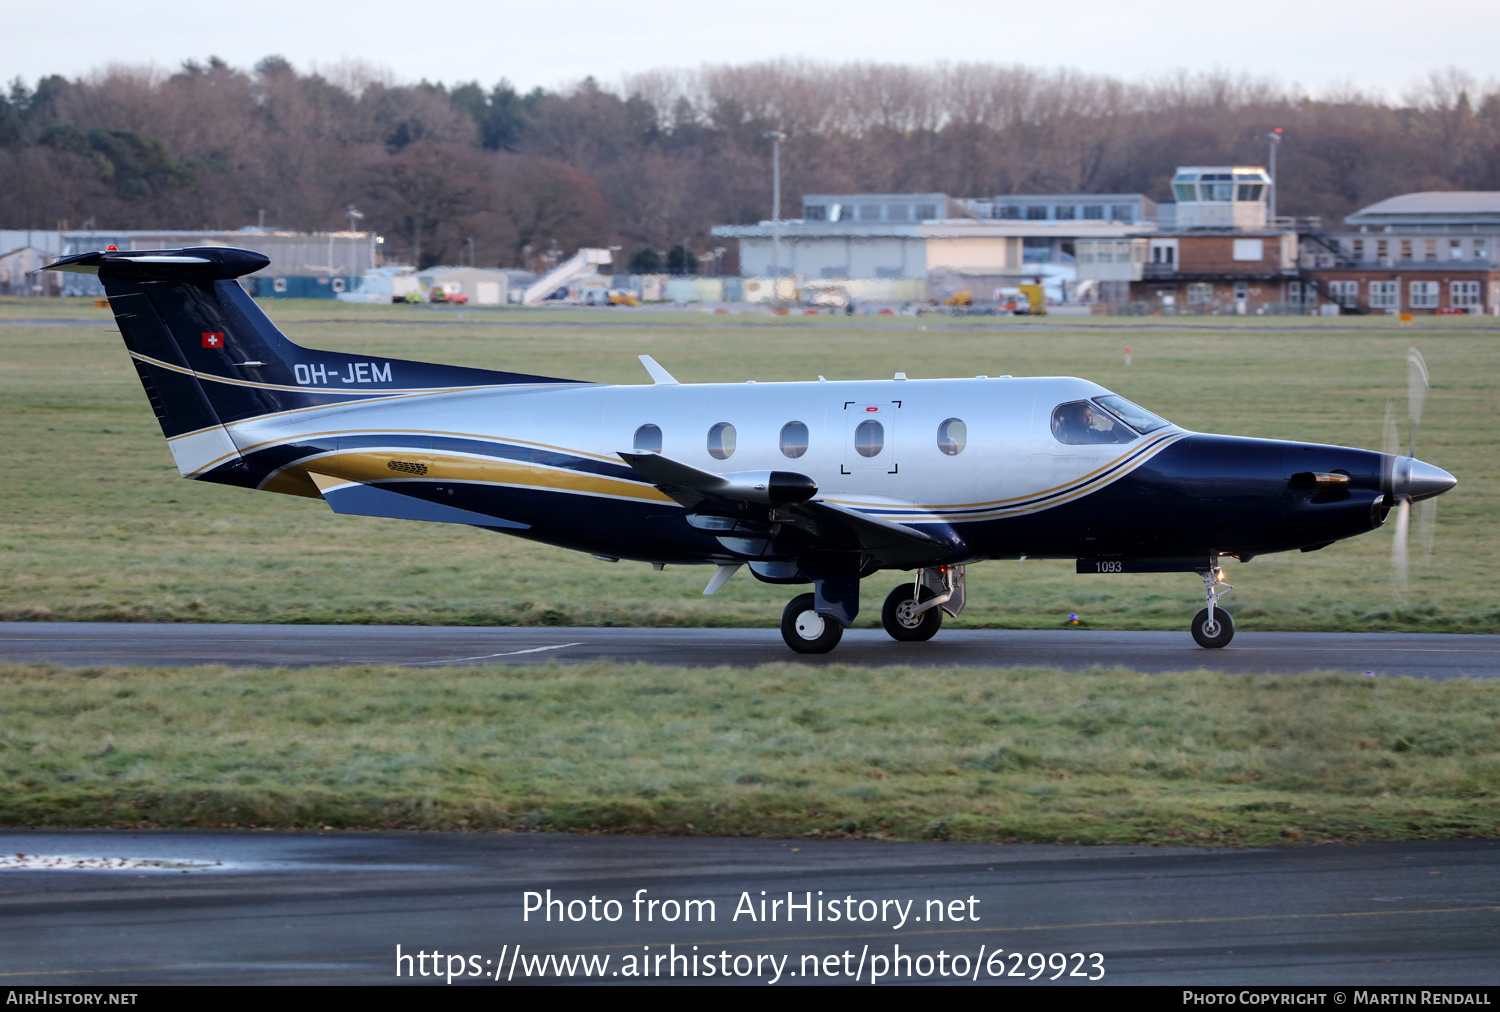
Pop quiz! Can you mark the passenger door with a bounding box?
[840,399,900,474]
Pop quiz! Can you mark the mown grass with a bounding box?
[2,660,1496,846]
[2,298,1499,632]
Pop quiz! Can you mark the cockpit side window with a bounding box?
[1051,399,1136,445]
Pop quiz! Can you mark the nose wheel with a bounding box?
[1191,563,1234,648]
[781,593,843,654]
[1191,607,1235,648]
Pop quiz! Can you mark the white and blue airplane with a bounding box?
[46,246,1457,654]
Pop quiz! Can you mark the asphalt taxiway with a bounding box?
[2,623,1499,678]
[1,831,1496,986]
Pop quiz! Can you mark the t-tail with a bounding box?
[44,246,581,484]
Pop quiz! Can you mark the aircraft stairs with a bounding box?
[522,248,614,306]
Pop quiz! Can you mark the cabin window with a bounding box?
[854,419,884,457]
[633,424,662,453]
[707,422,736,460]
[779,421,809,459]
[937,418,967,456]
[1051,400,1135,445]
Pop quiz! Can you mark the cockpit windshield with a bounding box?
[1051,396,1173,445]
[1093,395,1170,434]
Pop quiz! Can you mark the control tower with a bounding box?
[1170,167,1272,229]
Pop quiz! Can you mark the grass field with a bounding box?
[3,659,1496,844]
[2,297,1497,633]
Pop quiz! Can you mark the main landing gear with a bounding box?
[781,594,843,654]
[880,565,965,643]
[779,566,966,654]
[1191,563,1234,648]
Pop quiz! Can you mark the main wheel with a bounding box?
[1191,607,1235,648]
[881,583,943,642]
[781,593,844,654]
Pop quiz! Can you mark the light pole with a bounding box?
[345,205,364,294]
[1265,128,1282,223]
[762,129,786,303]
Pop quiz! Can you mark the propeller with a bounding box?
[1385,347,1447,593]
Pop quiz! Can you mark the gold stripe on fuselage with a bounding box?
[262,450,677,506]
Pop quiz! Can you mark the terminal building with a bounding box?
[961,193,1156,225]
[713,191,1146,304]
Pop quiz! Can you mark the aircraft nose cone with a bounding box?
[1395,457,1457,502]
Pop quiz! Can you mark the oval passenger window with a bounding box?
[854,419,884,458]
[779,421,809,459]
[707,422,736,460]
[937,417,966,456]
[633,423,662,453]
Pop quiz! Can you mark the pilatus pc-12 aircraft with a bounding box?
[47,246,1457,654]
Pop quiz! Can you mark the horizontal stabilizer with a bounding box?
[307,473,529,529]
[44,246,271,281]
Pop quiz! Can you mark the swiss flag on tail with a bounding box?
[202,332,224,348]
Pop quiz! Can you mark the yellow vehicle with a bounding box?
[1019,283,1047,316]
[943,290,973,307]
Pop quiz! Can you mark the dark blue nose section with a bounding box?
[1125,434,1389,557]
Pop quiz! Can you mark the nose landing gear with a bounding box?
[1191,563,1234,648]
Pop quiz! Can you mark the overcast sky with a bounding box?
[7,0,1497,99]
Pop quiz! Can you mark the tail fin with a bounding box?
[46,246,581,478]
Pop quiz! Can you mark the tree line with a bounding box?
[2,57,1496,270]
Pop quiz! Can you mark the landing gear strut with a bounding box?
[1191,563,1234,648]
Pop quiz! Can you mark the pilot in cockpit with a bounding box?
[1051,400,1135,444]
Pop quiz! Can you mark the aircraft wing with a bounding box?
[781,499,948,567]
[617,452,956,567]
[617,451,817,510]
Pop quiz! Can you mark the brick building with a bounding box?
[1297,265,1499,315]
[1124,229,1300,313]
[1294,193,1500,315]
